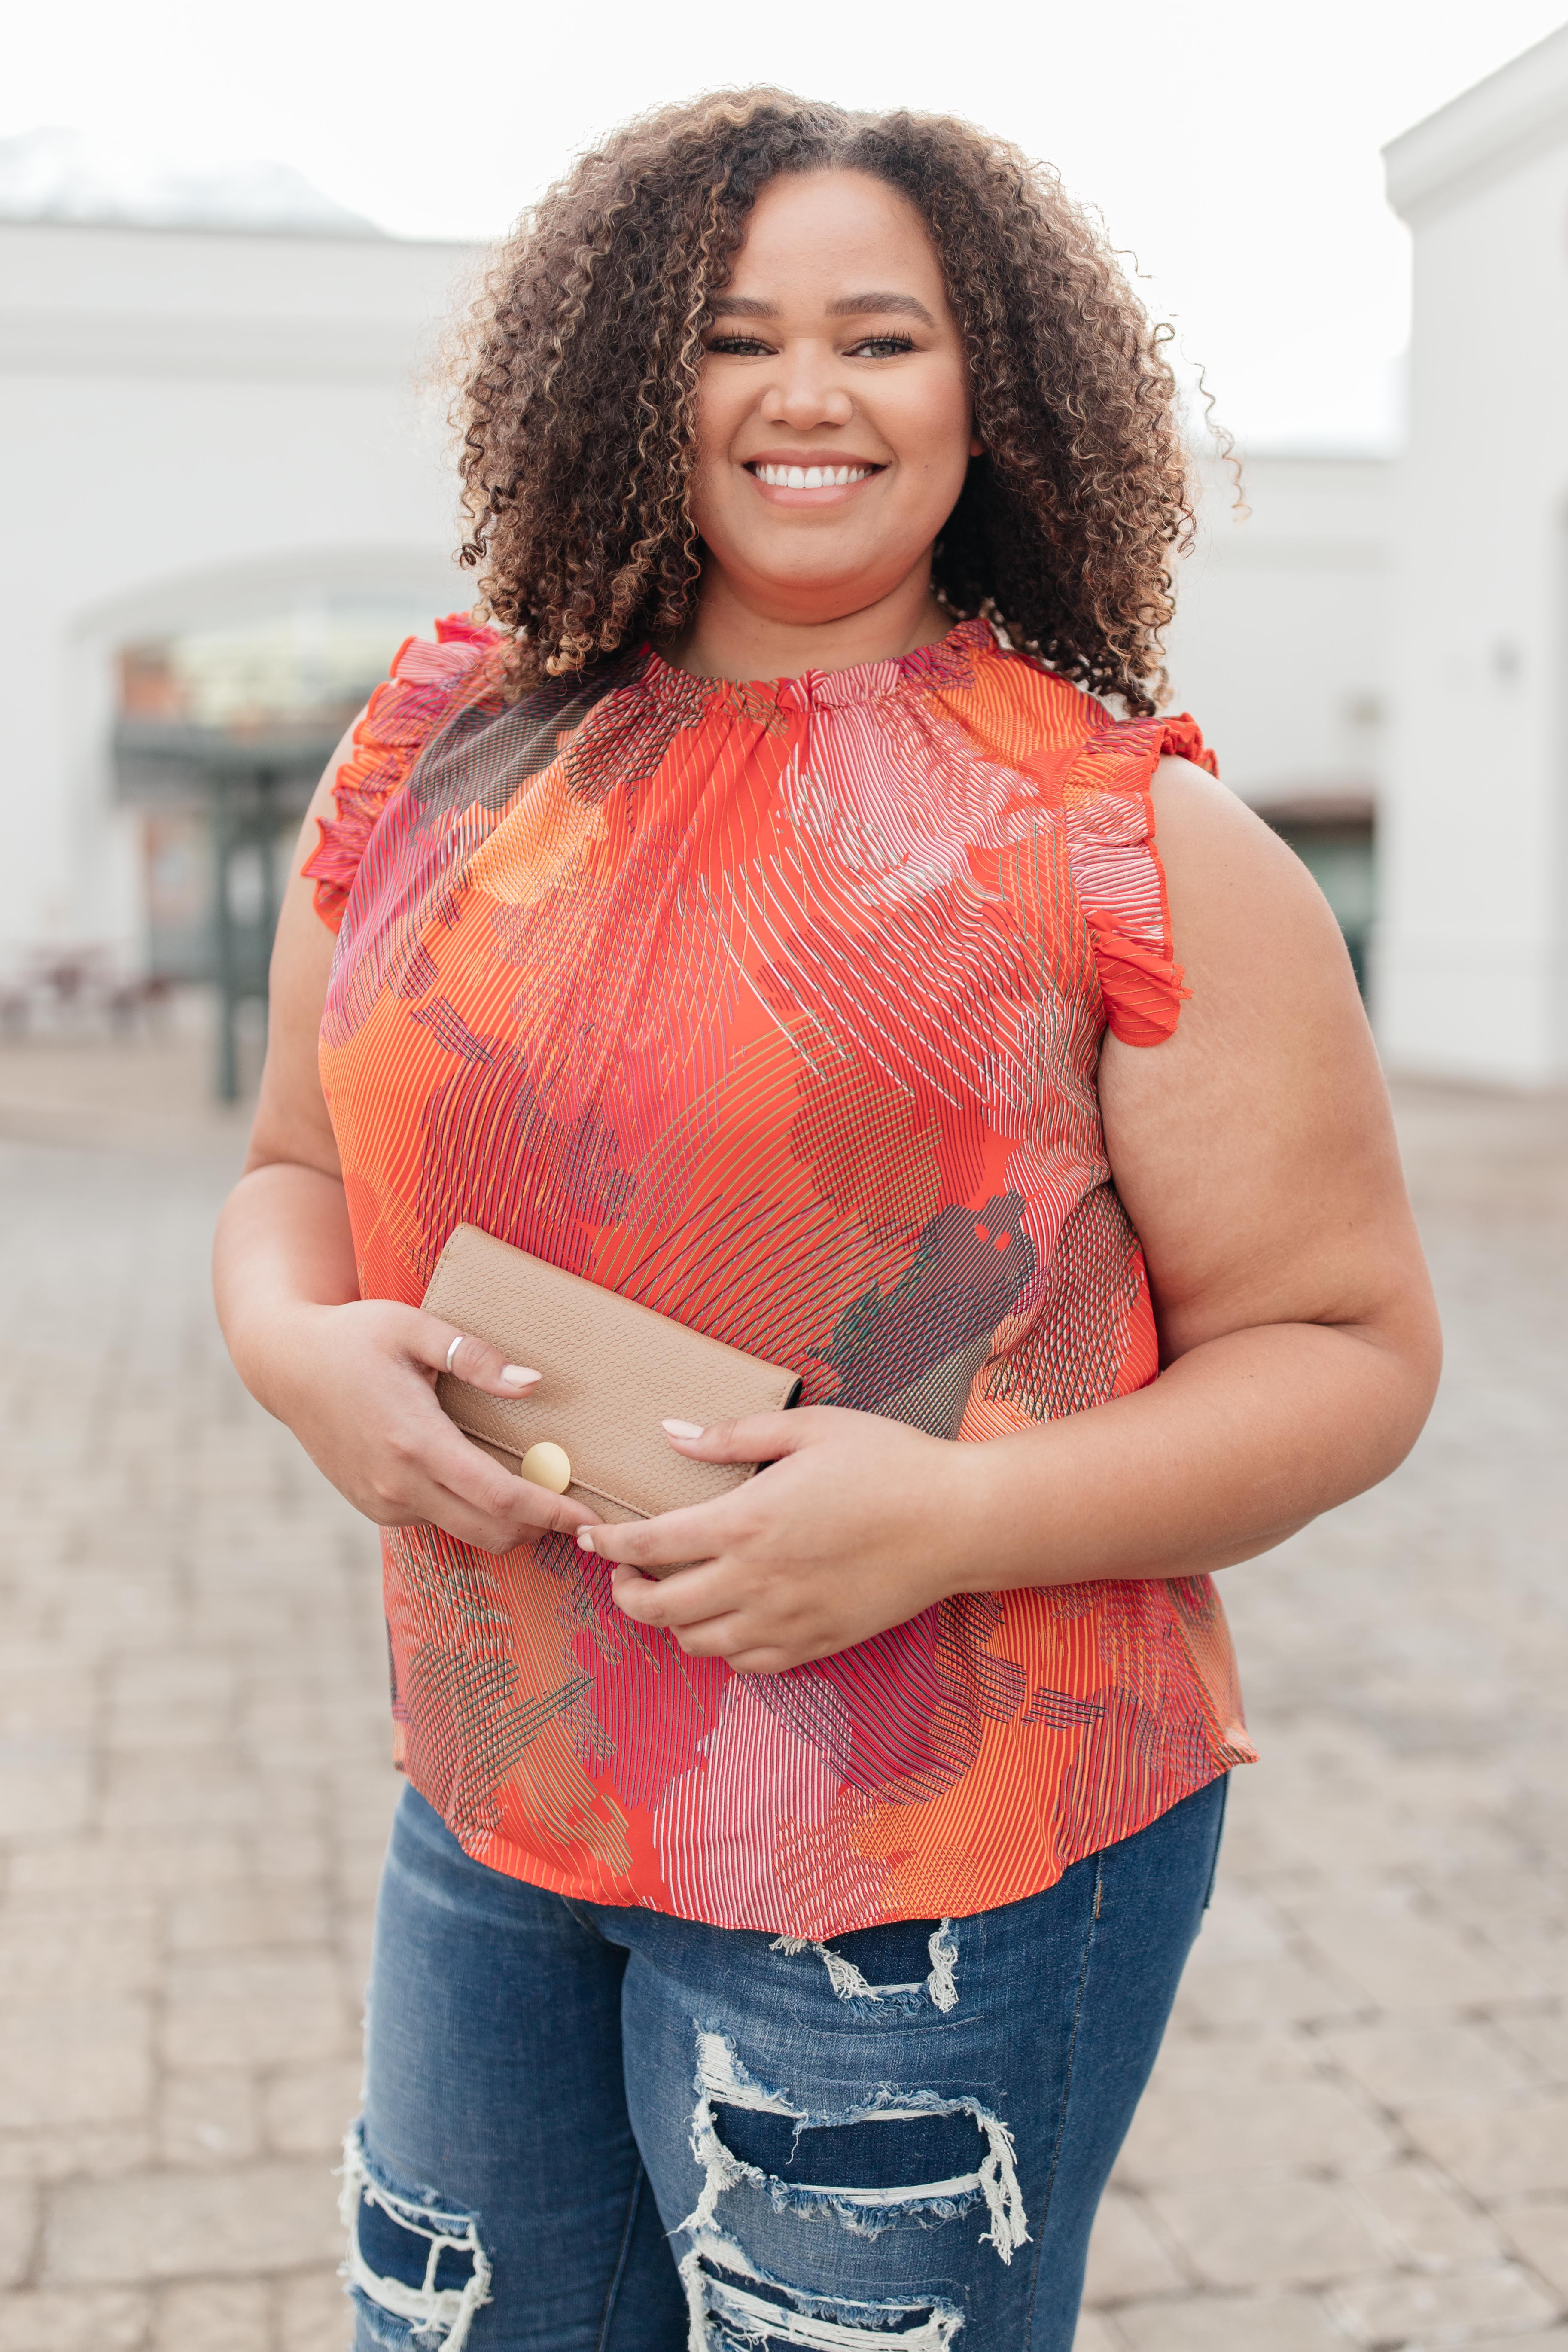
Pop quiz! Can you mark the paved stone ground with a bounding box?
[0,1031,1564,2351]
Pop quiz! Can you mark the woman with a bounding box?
[214,91,1440,2352]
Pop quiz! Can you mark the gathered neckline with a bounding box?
[634,615,1006,713]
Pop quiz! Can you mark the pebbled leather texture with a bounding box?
[422,1225,801,1525]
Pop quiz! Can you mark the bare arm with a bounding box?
[1077,756,1438,1560]
[212,727,594,1549]
[589,758,1441,1667]
[943,754,1440,1581]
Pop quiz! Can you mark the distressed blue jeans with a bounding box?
[345,1773,1226,2351]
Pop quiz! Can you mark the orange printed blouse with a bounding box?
[307,613,1254,1938]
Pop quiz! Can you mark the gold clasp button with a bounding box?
[520,1441,572,1494]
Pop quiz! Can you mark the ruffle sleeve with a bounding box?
[1063,711,1216,1047]
[303,613,504,933]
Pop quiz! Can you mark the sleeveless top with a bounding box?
[307,612,1255,1938]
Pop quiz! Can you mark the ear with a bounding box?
[969,434,984,457]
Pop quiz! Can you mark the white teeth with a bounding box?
[754,463,872,488]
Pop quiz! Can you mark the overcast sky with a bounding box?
[7,0,1566,451]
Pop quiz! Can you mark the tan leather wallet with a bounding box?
[421,1224,801,1526]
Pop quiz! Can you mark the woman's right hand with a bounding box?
[260,1296,598,1553]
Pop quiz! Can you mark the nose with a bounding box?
[759,344,855,431]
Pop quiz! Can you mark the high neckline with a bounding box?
[636,615,1005,712]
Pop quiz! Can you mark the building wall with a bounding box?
[1163,454,1392,810]
[0,222,480,969]
[1380,29,1568,1083]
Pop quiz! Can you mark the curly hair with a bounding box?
[454,90,1195,715]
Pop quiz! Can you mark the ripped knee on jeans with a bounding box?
[678,2031,1028,2346]
[684,2032,1027,2261]
[340,2119,493,2352]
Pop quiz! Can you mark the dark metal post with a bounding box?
[213,773,240,1103]
[256,768,278,1055]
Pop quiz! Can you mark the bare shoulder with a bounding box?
[1141,751,1361,1042]
[1150,753,1340,942]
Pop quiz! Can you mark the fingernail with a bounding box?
[662,1418,704,1438]
[502,1365,540,1387]
[576,1529,596,1552]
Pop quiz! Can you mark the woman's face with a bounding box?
[688,169,979,628]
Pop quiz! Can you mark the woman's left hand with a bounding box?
[580,1407,986,1673]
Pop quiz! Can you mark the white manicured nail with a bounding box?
[502,1365,540,1387]
[663,1418,704,1438]
[576,1529,596,1552]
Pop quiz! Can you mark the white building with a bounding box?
[3,34,1565,1085]
[1165,454,1391,984]
[0,162,478,984]
[1379,24,1568,1084]
[1167,455,1391,812]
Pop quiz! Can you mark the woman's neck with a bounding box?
[664,562,953,684]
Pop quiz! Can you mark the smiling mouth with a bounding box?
[746,461,882,490]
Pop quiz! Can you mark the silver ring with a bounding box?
[445,1333,464,1373]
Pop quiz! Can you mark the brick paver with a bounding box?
[1,1037,1564,2349]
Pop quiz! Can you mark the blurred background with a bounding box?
[0,5,1564,2349]
[4,0,1568,1089]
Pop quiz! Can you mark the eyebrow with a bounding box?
[830,292,936,326]
[709,290,937,327]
